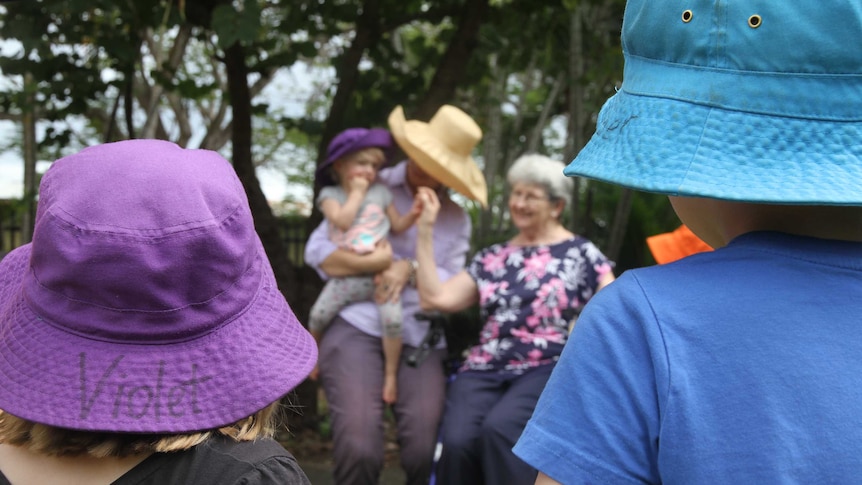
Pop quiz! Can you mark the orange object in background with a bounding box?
[646,225,713,264]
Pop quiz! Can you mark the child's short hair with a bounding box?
[0,402,281,457]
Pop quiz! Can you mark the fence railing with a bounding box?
[280,217,308,267]
[0,201,24,257]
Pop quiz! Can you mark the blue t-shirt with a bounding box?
[514,231,862,484]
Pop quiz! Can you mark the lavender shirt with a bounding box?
[305,161,472,347]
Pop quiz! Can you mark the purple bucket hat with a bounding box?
[0,139,317,433]
[314,128,394,187]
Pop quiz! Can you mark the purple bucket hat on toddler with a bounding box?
[0,139,317,433]
[314,128,394,187]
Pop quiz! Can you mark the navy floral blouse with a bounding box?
[462,236,613,376]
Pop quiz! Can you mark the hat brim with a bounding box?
[389,107,488,207]
[566,90,862,205]
[315,129,394,187]
[0,243,317,433]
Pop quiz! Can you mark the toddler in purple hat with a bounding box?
[308,127,421,404]
[0,139,316,484]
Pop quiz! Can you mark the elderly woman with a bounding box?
[414,154,615,484]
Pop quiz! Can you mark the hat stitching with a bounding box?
[622,55,862,121]
[48,202,244,239]
[27,253,260,323]
[1,247,315,431]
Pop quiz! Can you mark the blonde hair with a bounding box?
[330,147,386,184]
[0,401,282,458]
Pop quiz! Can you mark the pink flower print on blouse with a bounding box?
[479,280,509,306]
[481,247,511,275]
[594,261,613,277]
[527,279,569,326]
[511,325,567,348]
[525,314,542,328]
[466,349,493,366]
[480,316,501,342]
[520,248,552,283]
[527,348,544,362]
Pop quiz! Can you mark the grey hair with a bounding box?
[506,154,574,209]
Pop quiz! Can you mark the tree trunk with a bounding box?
[415,0,490,120]
[567,6,586,233]
[308,0,383,235]
[223,42,318,432]
[606,188,633,262]
[317,0,382,165]
[21,72,37,244]
[480,54,504,242]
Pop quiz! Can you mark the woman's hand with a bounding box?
[416,187,441,228]
[367,239,393,268]
[374,259,410,304]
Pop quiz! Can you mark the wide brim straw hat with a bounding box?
[315,127,394,187]
[388,105,488,207]
[0,139,317,433]
[564,0,862,205]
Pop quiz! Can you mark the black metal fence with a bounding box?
[280,216,309,267]
[0,201,24,258]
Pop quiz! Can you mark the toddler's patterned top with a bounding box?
[318,184,393,254]
[463,236,613,375]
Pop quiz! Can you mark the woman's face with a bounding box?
[508,182,558,231]
[405,159,443,191]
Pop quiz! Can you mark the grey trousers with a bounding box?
[319,317,447,485]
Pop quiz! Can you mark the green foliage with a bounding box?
[618,191,680,271]
[0,0,685,437]
[1,0,657,269]
[211,1,261,48]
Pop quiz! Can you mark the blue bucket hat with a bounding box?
[565,0,862,205]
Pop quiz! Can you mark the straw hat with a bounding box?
[388,105,488,207]
[564,0,862,205]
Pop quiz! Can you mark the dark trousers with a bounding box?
[319,317,447,485]
[435,365,554,485]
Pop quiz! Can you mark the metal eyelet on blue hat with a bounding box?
[682,10,693,22]
[748,15,762,28]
